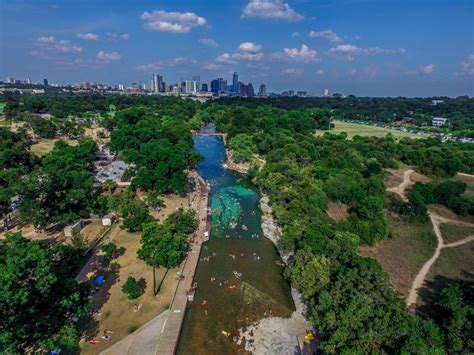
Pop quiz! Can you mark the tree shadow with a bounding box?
[80,260,121,339]
[138,277,147,295]
[417,274,474,317]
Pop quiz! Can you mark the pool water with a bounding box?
[177,129,294,354]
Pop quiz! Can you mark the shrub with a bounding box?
[101,243,117,261]
[122,276,141,300]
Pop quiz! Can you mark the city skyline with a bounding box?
[1,0,473,97]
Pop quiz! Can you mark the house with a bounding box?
[95,160,128,183]
[432,117,447,127]
[64,220,84,237]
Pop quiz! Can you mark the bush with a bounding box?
[122,276,141,300]
[101,243,117,261]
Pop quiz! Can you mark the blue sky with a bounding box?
[1,0,473,96]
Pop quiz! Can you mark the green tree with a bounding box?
[0,233,89,353]
[19,138,97,230]
[122,276,142,299]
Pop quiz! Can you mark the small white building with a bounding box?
[432,117,447,127]
[102,214,117,226]
[64,220,84,237]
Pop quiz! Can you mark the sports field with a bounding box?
[316,120,422,139]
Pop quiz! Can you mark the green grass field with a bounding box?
[316,120,422,139]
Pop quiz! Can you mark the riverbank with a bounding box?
[236,193,312,353]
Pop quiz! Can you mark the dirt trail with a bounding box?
[384,168,474,307]
[387,169,414,202]
[444,236,474,248]
[406,213,444,306]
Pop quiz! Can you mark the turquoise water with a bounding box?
[177,128,294,354]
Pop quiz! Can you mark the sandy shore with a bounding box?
[236,194,311,354]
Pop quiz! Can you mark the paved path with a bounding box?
[155,172,210,355]
[100,310,170,355]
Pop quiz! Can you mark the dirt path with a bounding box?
[444,236,474,248]
[387,169,414,202]
[406,212,444,306]
[385,168,474,307]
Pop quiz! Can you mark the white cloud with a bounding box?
[292,32,300,37]
[328,44,361,60]
[238,42,263,53]
[282,68,304,77]
[134,63,163,71]
[107,32,129,40]
[461,54,474,76]
[309,29,342,42]
[37,36,55,44]
[202,63,222,70]
[141,9,207,33]
[77,32,99,41]
[242,0,303,22]
[233,51,264,61]
[419,64,434,74]
[216,53,238,64]
[273,44,318,62]
[216,43,264,64]
[329,44,406,60]
[199,38,218,47]
[315,69,325,75]
[97,51,121,61]
[134,57,196,71]
[34,36,82,54]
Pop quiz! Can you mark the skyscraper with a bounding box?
[27,77,32,84]
[210,79,219,94]
[232,72,238,92]
[258,84,267,97]
[218,78,227,92]
[184,80,197,94]
[192,75,200,93]
[152,73,164,94]
[201,83,208,92]
[43,78,48,86]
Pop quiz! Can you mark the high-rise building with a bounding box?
[258,84,267,97]
[27,77,32,84]
[192,75,200,92]
[232,72,238,92]
[324,89,329,97]
[184,80,197,94]
[152,73,164,93]
[288,90,295,96]
[218,78,227,92]
[210,79,219,94]
[201,83,208,92]
[43,78,49,86]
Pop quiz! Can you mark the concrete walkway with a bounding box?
[155,172,210,354]
[100,310,170,355]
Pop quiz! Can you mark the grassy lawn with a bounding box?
[359,216,436,297]
[316,120,422,139]
[80,228,180,354]
[440,223,474,243]
[30,138,78,156]
[80,193,189,353]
